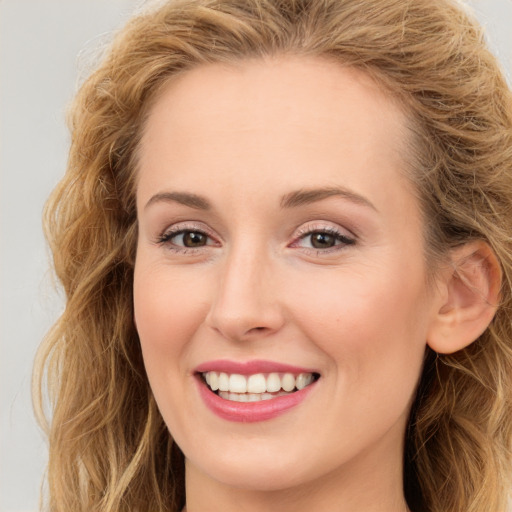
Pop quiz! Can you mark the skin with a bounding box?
[133,56,447,512]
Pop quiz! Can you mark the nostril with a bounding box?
[247,326,268,334]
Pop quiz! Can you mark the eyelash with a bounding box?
[156,223,356,255]
[291,225,356,254]
[156,223,218,254]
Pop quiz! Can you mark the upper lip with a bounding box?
[194,359,319,375]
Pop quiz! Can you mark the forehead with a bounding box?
[137,56,414,213]
[141,56,408,145]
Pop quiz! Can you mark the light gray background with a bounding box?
[1,1,511,511]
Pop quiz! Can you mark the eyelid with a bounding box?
[293,221,355,240]
[156,221,220,246]
[289,221,356,252]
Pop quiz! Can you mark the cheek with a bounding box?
[286,264,429,389]
[133,259,215,432]
[133,260,211,369]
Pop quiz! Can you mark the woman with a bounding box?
[34,0,512,511]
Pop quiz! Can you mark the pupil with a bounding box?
[311,232,335,249]
[183,232,206,247]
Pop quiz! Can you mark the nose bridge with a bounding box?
[206,239,282,340]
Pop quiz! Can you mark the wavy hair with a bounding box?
[34,0,512,511]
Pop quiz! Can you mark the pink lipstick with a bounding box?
[195,360,319,422]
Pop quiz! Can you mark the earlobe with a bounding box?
[427,241,502,354]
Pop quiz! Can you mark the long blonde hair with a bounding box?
[35,1,512,511]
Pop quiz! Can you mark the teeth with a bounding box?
[281,373,296,392]
[218,390,297,402]
[202,371,316,396]
[229,374,247,393]
[266,373,281,392]
[209,372,219,391]
[218,372,229,392]
[247,374,266,393]
[296,373,312,390]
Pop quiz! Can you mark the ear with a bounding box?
[427,241,502,354]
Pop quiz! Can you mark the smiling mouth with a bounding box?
[200,371,320,402]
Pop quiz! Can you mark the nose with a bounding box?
[205,245,285,342]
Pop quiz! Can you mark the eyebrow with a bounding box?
[280,187,377,211]
[144,186,377,212]
[145,191,211,211]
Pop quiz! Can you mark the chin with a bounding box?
[201,465,308,492]
[185,442,318,492]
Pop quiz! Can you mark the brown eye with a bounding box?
[310,232,337,249]
[293,228,355,252]
[159,229,212,249]
[181,231,208,247]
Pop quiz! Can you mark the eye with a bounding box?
[157,224,219,253]
[291,225,356,252]
[308,231,343,249]
[169,230,209,248]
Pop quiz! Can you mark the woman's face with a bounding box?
[134,57,441,494]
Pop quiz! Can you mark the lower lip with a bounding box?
[196,377,317,422]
